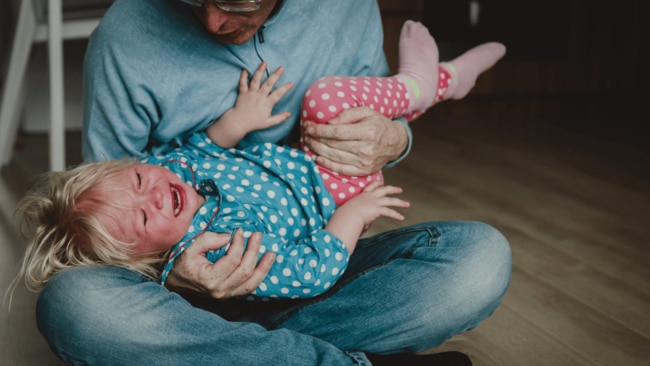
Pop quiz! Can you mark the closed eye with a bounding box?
[135,169,145,225]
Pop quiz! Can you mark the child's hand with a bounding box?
[340,181,410,226]
[231,62,294,134]
[206,63,293,148]
[325,181,409,254]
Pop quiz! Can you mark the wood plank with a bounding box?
[374,116,650,365]
[394,120,650,293]
[434,298,594,366]
[506,267,649,365]
[502,223,650,338]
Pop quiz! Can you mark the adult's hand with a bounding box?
[165,229,275,299]
[302,106,408,176]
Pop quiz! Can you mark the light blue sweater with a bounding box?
[82,0,412,162]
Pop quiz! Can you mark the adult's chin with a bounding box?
[214,29,253,45]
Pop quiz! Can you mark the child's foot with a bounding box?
[441,42,506,100]
[395,20,440,113]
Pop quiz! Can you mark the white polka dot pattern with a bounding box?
[299,76,411,206]
[152,70,455,300]
[150,133,347,300]
[298,71,453,206]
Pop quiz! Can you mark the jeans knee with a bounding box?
[36,266,148,360]
[483,222,511,289]
[415,222,511,339]
[459,221,512,312]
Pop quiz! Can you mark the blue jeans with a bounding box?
[36,221,511,365]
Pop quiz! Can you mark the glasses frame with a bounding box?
[180,0,262,13]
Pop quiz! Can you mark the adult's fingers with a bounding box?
[222,232,275,297]
[164,232,232,294]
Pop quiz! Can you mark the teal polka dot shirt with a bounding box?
[148,132,348,300]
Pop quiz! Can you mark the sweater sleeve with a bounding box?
[82,32,154,162]
[81,1,234,162]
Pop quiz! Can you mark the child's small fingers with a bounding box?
[268,66,285,79]
[254,62,268,75]
[269,82,294,103]
[261,66,285,93]
[363,181,383,192]
[266,112,292,127]
[382,197,410,209]
[380,207,405,221]
[250,62,267,89]
[386,185,404,196]
[239,69,249,92]
[368,184,402,197]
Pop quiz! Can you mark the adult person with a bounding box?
[35,1,512,365]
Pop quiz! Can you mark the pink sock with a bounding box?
[395,20,439,113]
[441,42,506,100]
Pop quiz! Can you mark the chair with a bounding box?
[0,0,112,172]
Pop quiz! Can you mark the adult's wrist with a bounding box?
[385,118,412,168]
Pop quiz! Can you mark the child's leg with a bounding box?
[440,42,507,101]
[299,72,443,205]
[299,22,441,205]
[301,21,506,206]
[298,74,445,205]
[395,20,507,115]
[300,76,396,206]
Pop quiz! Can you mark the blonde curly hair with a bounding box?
[10,160,167,295]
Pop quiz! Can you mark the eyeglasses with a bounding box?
[180,0,262,13]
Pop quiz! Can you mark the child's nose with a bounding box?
[148,186,164,210]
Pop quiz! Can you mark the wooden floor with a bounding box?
[1,104,648,365]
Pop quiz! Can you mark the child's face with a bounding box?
[100,164,205,255]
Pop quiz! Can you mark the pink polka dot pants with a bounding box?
[300,69,452,207]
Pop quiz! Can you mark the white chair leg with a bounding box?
[48,0,65,171]
[0,0,37,168]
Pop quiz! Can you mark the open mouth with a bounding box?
[170,184,185,217]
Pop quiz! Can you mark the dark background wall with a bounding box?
[1,1,647,152]
[379,0,649,152]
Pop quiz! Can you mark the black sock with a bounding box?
[366,351,472,366]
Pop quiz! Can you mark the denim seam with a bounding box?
[357,222,440,250]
